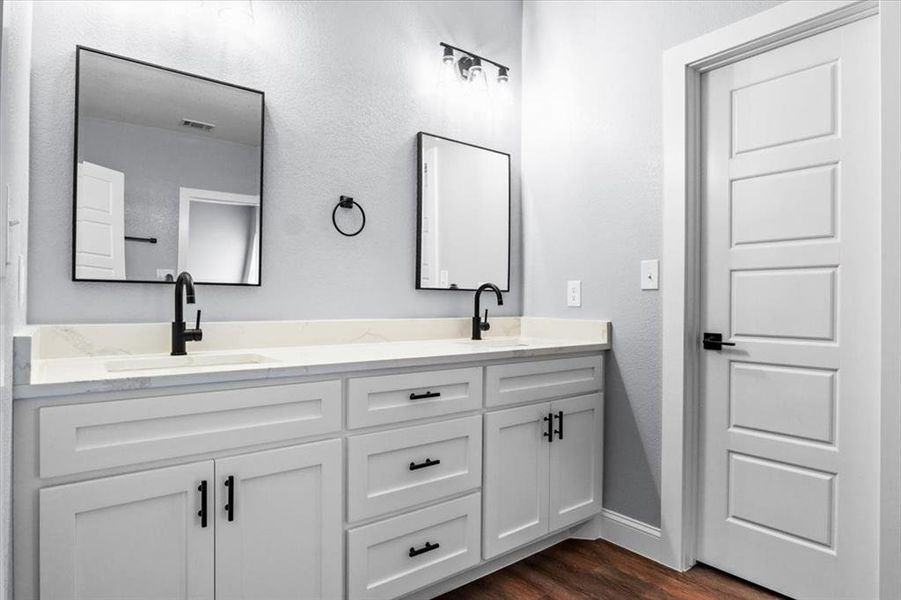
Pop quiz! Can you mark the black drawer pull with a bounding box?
[224,475,235,522]
[409,458,441,471]
[197,480,208,528]
[409,391,441,400]
[409,541,440,557]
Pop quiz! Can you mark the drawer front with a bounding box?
[39,380,342,478]
[347,367,482,429]
[347,415,482,522]
[485,356,603,407]
[347,493,481,600]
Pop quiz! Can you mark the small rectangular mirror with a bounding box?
[416,133,511,291]
[73,47,264,285]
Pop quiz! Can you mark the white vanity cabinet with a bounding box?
[38,439,342,600]
[16,352,605,600]
[40,461,216,600]
[214,440,343,600]
[483,392,603,559]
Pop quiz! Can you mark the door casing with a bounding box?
[659,2,901,598]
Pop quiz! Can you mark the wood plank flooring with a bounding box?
[437,539,785,600]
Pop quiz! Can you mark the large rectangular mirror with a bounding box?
[416,133,510,291]
[73,47,264,285]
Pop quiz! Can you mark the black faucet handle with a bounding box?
[188,310,203,342]
[480,309,491,331]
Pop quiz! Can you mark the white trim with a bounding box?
[599,510,666,566]
[660,0,889,576]
[879,1,901,598]
[176,187,260,282]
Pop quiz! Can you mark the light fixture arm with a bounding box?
[439,42,510,74]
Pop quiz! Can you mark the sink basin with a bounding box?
[105,353,275,373]
[457,339,530,349]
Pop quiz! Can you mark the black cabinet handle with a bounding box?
[410,391,441,400]
[554,410,564,440]
[198,480,208,528]
[409,458,441,471]
[224,475,235,522]
[543,413,553,443]
[409,541,440,557]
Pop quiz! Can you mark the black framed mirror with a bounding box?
[416,132,511,291]
[72,47,264,285]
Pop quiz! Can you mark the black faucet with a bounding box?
[472,283,504,340]
[172,271,203,356]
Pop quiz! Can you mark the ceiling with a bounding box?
[78,49,262,146]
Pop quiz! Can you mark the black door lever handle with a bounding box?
[703,332,736,350]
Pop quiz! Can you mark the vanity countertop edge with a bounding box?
[13,317,611,399]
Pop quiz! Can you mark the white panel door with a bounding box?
[215,440,342,600]
[75,161,125,280]
[483,402,551,558]
[549,393,603,530]
[40,461,214,600]
[699,17,879,599]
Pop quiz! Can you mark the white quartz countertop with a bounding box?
[14,318,610,399]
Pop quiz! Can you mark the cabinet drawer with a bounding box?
[347,367,482,429]
[39,380,342,478]
[347,493,481,600]
[485,356,603,407]
[347,415,482,521]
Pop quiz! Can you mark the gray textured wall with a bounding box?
[521,0,783,526]
[28,0,522,323]
[0,2,32,598]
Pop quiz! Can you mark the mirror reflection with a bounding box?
[73,47,264,285]
[416,133,510,291]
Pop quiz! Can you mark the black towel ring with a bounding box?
[332,196,366,237]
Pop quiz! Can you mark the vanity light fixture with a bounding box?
[439,42,511,89]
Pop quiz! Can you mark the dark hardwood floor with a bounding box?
[437,539,784,600]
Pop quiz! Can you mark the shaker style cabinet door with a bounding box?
[548,393,604,530]
[482,402,551,559]
[214,439,343,600]
[40,461,215,600]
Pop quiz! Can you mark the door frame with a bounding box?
[659,2,901,597]
[177,187,261,284]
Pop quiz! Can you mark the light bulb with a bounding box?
[497,66,509,85]
[468,57,484,81]
[438,47,459,97]
[470,60,489,98]
[442,46,454,65]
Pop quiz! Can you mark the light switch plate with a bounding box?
[567,280,581,307]
[641,259,659,290]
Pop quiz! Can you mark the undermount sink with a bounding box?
[105,353,275,373]
[457,339,530,349]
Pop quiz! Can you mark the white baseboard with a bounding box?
[599,508,669,567]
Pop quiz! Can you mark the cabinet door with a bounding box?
[40,461,214,600]
[215,439,342,600]
[549,393,604,530]
[483,402,551,559]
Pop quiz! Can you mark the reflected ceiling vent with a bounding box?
[181,118,216,132]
